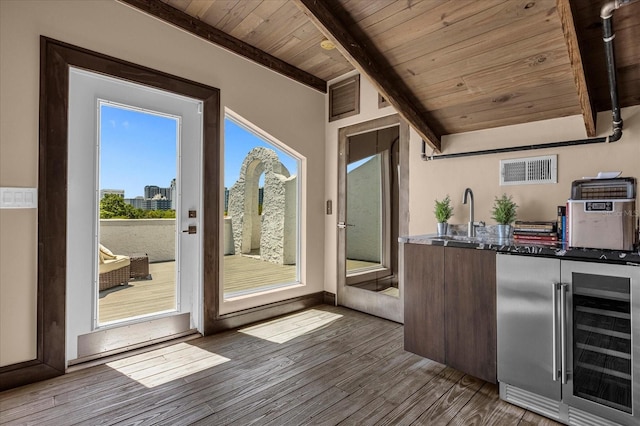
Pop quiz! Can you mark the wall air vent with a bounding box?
[328,75,360,122]
[500,155,557,186]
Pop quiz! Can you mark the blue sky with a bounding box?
[100,105,298,197]
[224,119,298,188]
[100,104,177,198]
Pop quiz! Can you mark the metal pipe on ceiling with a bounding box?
[422,0,635,161]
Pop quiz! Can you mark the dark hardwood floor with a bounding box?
[0,305,560,425]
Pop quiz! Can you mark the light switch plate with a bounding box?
[0,187,38,209]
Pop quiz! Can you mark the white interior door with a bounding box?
[66,68,203,365]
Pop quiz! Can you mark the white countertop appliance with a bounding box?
[567,177,637,251]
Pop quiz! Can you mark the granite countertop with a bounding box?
[399,234,640,266]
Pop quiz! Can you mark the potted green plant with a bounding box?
[491,193,518,239]
[434,195,453,236]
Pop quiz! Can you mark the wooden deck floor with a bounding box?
[99,255,297,323]
[0,306,560,426]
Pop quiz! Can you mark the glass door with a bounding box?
[66,67,203,364]
[336,115,407,324]
[344,128,397,295]
[572,272,631,412]
[562,261,640,426]
[97,102,179,325]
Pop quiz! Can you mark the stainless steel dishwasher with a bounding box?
[496,253,640,426]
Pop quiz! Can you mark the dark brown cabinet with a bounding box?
[404,244,497,383]
[403,243,445,363]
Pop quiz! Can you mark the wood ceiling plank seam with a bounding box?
[276,34,326,60]
[399,33,569,92]
[385,4,561,71]
[432,81,580,121]
[119,0,327,93]
[310,63,356,82]
[271,23,324,60]
[339,0,400,23]
[459,47,573,93]
[450,104,583,134]
[229,13,266,40]
[352,0,453,32]
[369,0,530,54]
[242,6,309,52]
[200,0,242,28]
[556,0,596,136]
[228,0,289,39]
[260,15,314,54]
[284,36,345,66]
[365,0,496,50]
[418,66,575,111]
[183,0,214,18]
[294,0,443,151]
[390,28,568,92]
[218,0,263,34]
[435,91,582,126]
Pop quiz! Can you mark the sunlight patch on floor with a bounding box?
[108,344,230,388]
[238,309,343,344]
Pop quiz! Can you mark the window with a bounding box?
[223,111,301,299]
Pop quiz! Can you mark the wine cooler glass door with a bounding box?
[561,261,639,426]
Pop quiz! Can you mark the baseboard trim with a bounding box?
[210,292,325,332]
[0,363,62,392]
[323,291,336,306]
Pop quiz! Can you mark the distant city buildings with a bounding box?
[104,181,260,213]
[102,181,175,211]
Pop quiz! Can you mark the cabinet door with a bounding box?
[403,243,445,363]
[497,254,561,400]
[445,247,497,383]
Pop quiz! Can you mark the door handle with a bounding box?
[337,222,355,229]
[182,225,197,234]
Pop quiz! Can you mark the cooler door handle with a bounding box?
[552,282,559,382]
[559,283,568,385]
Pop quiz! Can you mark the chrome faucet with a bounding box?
[462,188,485,237]
[462,188,475,237]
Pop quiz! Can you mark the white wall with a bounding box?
[409,106,640,236]
[100,219,176,263]
[0,0,325,366]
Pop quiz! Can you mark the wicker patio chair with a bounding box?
[98,244,130,291]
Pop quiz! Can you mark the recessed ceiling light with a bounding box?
[320,39,336,50]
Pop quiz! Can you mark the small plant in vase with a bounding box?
[434,195,453,236]
[491,194,518,239]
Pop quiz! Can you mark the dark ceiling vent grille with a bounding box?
[328,75,360,122]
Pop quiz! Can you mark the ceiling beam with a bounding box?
[294,0,442,152]
[118,0,327,93]
[556,0,597,136]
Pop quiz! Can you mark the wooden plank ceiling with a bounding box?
[153,0,640,142]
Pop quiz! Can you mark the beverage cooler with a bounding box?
[497,254,640,426]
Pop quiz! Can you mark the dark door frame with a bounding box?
[0,37,220,391]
